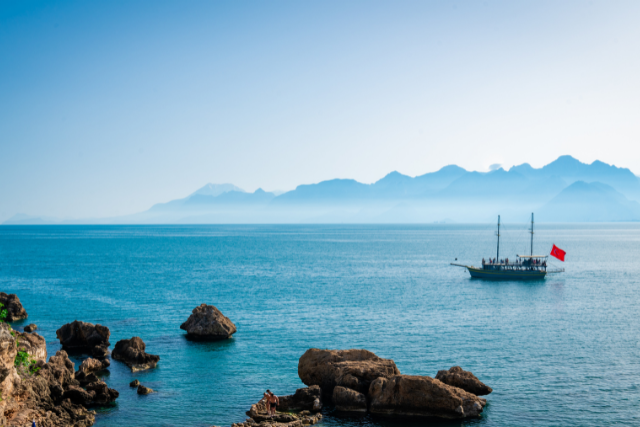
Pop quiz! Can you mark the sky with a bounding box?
[1,0,640,221]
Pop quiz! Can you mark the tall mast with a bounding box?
[496,215,500,261]
[530,212,534,256]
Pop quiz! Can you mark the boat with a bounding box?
[451,213,565,280]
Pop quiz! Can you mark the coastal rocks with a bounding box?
[16,330,47,361]
[241,400,323,427]
[180,304,237,340]
[24,324,37,332]
[78,357,110,374]
[435,366,493,396]
[56,320,111,357]
[298,349,400,395]
[112,337,160,372]
[332,386,367,413]
[86,380,120,404]
[0,292,28,321]
[137,384,154,395]
[130,379,140,387]
[278,385,323,412]
[368,375,486,419]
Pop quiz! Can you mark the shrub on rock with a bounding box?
[0,293,28,321]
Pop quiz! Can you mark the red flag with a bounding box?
[550,244,566,261]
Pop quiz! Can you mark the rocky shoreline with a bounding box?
[0,295,494,426]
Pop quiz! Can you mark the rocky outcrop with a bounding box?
[56,321,110,358]
[180,304,237,340]
[332,386,367,413]
[278,385,323,412]
[137,384,154,395]
[243,399,323,427]
[111,337,160,372]
[0,293,28,321]
[435,366,493,396]
[24,324,37,332]
[77,358,110,374]
[368,375,486,419]
[130,379,140,387]
[16,330,47,361]
[298,349,400,395]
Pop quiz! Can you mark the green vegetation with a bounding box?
[0,303,40,375]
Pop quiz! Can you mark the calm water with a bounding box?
[0,224,639,427]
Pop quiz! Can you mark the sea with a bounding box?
[1,224,639,427]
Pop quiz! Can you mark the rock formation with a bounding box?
[332,386,367,413]
[0,292,28,321]
[368,375,486,418]
[435,366,493,396]
[16,330,47,360]
[77,357,110,374]
[56,320,110,358]
[111,337,160,372]
[137,384,154,395]
[24,324,37,332]
[298,349,400,395]
[277,385,322,412]
[130,379,140,387]
[180,304,237,340]
[243,398,323,427]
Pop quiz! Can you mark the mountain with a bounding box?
[537,181,640,222]
[149,183,247,212]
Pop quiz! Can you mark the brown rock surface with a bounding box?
[24,324,37,332]
[56,320,110,358]
[137,384,154,395]
[435,366,493,396]
[180,304,237,340]
[0,293,28,322]
[298,349,400,395]
[130,379,140,387]
[278,385,323,412]
[112,337,160,372]
[77,357,110,374]
[16,330,47,361]
[332,386,367,413]
[368,375,486,419]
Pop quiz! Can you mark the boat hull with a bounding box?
[467,267,546,280]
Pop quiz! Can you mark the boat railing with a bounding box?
[546,268,565,274]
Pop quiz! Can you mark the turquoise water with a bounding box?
[1,224,639,427]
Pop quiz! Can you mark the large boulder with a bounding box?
[24,324,37,332]
[77,357,110,374]
[111,337,160,372]
[56,320,110,358]
[298,349,400,395]
[16,330,47,361]
[332,386,367,413]
[180,304,237,340]
[368,375,486,419]
[435,366,493,396]
[0,292,28,321]
[278,385,323,412]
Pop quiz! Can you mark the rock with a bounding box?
[86,380,119,404]
[0,292,28,322]
[16,330,47,361]
[112,337,160,372]
[180,304,237,340]
[75,371,100,387]
[137,384,154,395]
[130,379,140,387]
[332,386,367,413]
[23,323,37,332]
[368,375,486,419]
[77,357,110,374]
[92,344,110,359]
[64,385,96,406]
[435,366,493,396]
[278,385,323,412]
[56,320,111,358]
[298,349,400,395]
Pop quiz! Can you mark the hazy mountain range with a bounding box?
[5,155,640,224]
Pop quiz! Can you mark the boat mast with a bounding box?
[496,215,500,261]
[530,212,534,256]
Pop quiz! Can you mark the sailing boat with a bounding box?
[451,213,565,280]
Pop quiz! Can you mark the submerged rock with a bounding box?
[0,292,28,321]
[368,375,486,419]
[180,304,237,340]
[137,384,154,395]
[278,385,323,412]
[333,386,367,413]
[435,366,493,396]
[56,320,111,358]
[112,337,160,372]
[23,324,37,332]
[298,348,400,395]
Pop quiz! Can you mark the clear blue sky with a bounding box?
[1,0,639,221]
